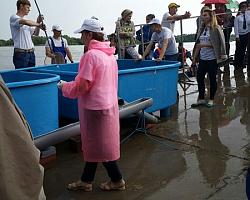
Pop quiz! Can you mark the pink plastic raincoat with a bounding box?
[62,40,120,162]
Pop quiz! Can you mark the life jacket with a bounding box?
[183,48,187,58]
[50,37,67,63]
[153,44,162,59]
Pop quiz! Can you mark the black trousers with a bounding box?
[81,161,122,183]
[234,33,248,67]
[223,27,232,56]
[197,59,218,100]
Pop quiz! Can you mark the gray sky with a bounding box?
[1,0,204,40]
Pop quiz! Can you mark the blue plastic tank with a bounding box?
[0,70,60,137]
[34,60,180,119]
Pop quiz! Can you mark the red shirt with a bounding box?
[214,9,225,25]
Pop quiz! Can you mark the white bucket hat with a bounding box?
[52,24,63,31]
[74,18,103,34]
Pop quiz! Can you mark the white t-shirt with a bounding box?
[151,27,178,56]
[45,37,68,48]
[161,12,176,33]
[10,14,35,49]
[200,27,216,60]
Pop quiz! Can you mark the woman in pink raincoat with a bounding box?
[57,18,125,191]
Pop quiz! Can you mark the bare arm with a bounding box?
[136,40,154,62]
[65,47,74,63]
[167,12,191,21]
[155,38,168,62]
[19,15,46,36]
[45,47,55,58]
[19,19,40,27]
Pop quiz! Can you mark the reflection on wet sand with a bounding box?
[194,109,229,185]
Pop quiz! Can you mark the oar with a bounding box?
[33,0,53,53]
[34,0,65,65]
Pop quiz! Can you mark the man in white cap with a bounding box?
[161,2,191,33]
[45,24,74,63]
[137,18,178,62]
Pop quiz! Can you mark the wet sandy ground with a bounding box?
[43,64,250,200]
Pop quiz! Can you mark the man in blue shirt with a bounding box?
[136,14,155,60]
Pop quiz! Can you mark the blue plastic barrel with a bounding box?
[34,60,180,119]
[0,70,60,137]
[117,60,180,116]
[34,63,79,119]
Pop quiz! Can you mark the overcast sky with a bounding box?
[1,0,206,40]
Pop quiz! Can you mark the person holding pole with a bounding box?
[10,0,46,69]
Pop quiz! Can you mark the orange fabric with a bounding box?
[157,48,161,55]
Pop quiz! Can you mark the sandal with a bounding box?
[100,180,125,191]
[67,180,92,191]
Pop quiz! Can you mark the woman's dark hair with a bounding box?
[204,3,211,8]
[146,14,155,20]
[17,0,31,10]
[83,30,104,42]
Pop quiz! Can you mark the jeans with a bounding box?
[146,50,154,60]
[138,44,154,60]
[164,53,178,61]
[81,161,123,183]
[197,59,218,100]
[13,51,36,69]
[119,47,139,59]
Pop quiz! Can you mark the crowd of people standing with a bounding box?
[5,0,250,198]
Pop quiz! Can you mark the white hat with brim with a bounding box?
[148,18,161,25]
[74,18,103,34]
[52,24,63,31]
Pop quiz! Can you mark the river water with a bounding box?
[0,42,236,71]
[0,45,85,71]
